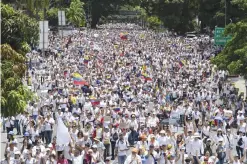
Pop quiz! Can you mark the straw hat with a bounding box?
[131,148,138,153]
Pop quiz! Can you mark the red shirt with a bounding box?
[57,159,68,164]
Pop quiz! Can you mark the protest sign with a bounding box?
[224,110,233,118]
[169,111,180,125]
[147,102,154,112]
[119,123,128,129]
[104,116,111,122]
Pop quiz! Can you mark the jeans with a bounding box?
[118,155,127,164]
[104,143,110,161]
[236,146,244,159]
[111,141,116,159]
[217,158,224,164]
[44,130,52,144]
[40,132,45,142]
[193,156,199,164]
[33,115,38,121]
[14,120,21,135]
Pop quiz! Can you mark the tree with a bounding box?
[147,16,162,30]
[211,0,247,78]
[1,44,35,117]
[151,0,199,34]
[1,3,39,53]
[17,0,50,20]
[66,0,85,27]
[198,0,247,32]
[1,3,38,117]
[82,0,135,28]
[46,7,59,26]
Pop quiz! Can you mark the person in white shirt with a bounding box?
[237,112,245,125]
[25,152,36,164]
[229,152,246,164]
[72,149,83,164]
[115,133,129,164]
[188,132,204,164]
[124,148,142,164]
[145,144,159,164]
[235,131,246,159]
[32,103,39,121]
[44,114,55,144]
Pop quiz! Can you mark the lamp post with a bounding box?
[245,80,247,100]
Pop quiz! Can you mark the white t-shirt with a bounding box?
[25,158,35,164]
[72,155,83,164]
[124,155,142,164]
[145,151,159,164]
[6,147,18,158]
[44,118,55,131]
[33,107,39,115]
[116,139,129,156]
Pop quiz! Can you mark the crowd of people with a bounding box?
[1,23,247,164]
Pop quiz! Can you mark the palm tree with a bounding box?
[66,0,85,27]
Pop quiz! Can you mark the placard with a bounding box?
[147,102,154,112]
[169,111,180,125]
[224,110,232,118]
[104,116,111,122]
[119,123,128,129]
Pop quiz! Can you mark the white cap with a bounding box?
[14,151,21,155]
[218,137,224,142]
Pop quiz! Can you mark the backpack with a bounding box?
[237,138,243,146]
[112,132,118,141]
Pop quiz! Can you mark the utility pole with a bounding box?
[43,8,46,57]
[225,0,227,27]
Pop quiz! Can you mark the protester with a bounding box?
[2,23,247,164]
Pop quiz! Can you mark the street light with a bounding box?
[245,80,247,100]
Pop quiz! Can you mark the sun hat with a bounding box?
[131,148,138,153]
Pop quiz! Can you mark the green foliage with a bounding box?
[147,16,162,30]
[199,0,247,31]
[151,0,199,34]
[1,3,39,53]
[211,1,247,78]
[1,44,34,117]
[66,0,85,27]
[46,7,59,26]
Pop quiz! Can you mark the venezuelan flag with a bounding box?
[178,60,185,67]
[73,73,88,85]
[141,73,152,81]
[84,56,90,64]
[120,33,128,40]
[84,59,89,64]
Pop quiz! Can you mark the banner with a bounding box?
[56,118,71,146]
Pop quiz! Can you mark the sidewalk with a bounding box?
[228,76,246,98]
